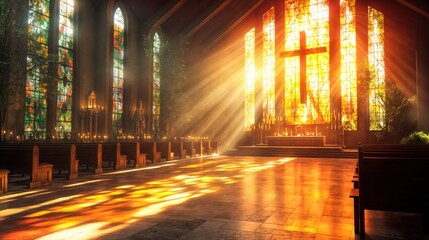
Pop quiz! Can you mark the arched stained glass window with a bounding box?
[340,0,357,130]
[152,32,161,133]
[244,28,256,130]
[284,0,330,125]
[112,8,125,135]
[57,0,74,138]
[262,7,275,123]
[25,0,50,139]
[368,7,385,130]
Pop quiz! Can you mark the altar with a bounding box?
[267,135,326,146]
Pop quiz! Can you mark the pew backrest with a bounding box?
[359,144,429,213]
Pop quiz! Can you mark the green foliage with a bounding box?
[400,131,429,145]
[144,33,191,137]
[375,83,416,140]
[0,0,25,130]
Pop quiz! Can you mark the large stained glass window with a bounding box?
[112,8,125,135]
[284,0,330,125]
[152,33,161,133]
[25,0,50,139]
[262,7,275,123]
[57,0,74,138]
[368,7,385,130]
[245,28,256,130]
[340,0,357,130]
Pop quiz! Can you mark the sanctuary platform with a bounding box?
[267,135,326,146]
[226,145,357,158]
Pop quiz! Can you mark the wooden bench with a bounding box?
[121,142,146,167]
[0,145,53,188]
[352,144,429,238]
[184,141,196,158]
[75,143,103,174]
[140,142,161,163]
[157,141,174,160]
[0,169,10,193]
[171,141,187,159]
[194,141,204,156]
[37,144,79,180]
[102,143,127,170]
[211,140,218,154]
[202,140,212,155]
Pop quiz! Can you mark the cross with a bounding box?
[279,31,327,104]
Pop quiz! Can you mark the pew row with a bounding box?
[0,145,53,188]
[157,142,174,160]
[75,143,103,174]
[140,142,161,163]
[353,144,429,238]
[102,143,127,170]
[184,141,196,158]
[0,169,9,193]
[171,141,187,159]
[37,144,79,180]
[121,142,146,167]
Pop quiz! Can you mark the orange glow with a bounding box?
[368,7,385,130]
[245,28,256,130]
[0,157,295,239]
[263,7,276,121]
[284,0,330,125]
[340,0,358,130]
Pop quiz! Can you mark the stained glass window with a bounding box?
[245,28,256,130]
[112,8,125,135]
[57,0,74,138]
[368,7,385,130]
[25,0,50,139]
[284,0,330,125]
[340,0,357,130]
[152,33,161,133]
[262,7,275,123]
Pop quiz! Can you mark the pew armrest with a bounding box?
[29,163,53,189]
[0,169,10,193]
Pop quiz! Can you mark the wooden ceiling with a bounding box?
[90,0,429,50]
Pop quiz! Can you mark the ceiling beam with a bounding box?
[204,0,266,51]
[183,0,233,39]
[394,0,429,18]
[143,0,188,34]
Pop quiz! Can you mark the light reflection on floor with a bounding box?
[0,156,295,240]
[1,156,424,240]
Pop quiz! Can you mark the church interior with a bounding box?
[1,0,429,239]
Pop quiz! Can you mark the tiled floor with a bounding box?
[0,156,427,240]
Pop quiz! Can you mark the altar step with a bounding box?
[224,145,357,158]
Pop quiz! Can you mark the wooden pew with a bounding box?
[0,169,10,193]
[38,144,79,180]
[202,140,212,155]
[194,141,204,156]
[157,141,174,160]
[171,141,186,159]
[211,140,218,154]
[75,143,103,174]
[184,141,196,158]
[0,145,53,188]
[140,142,161,163]
[353,144,429,238]
[121,142,146,167]
[102,143,127,170]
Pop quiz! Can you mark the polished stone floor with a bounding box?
[0,156,427,240]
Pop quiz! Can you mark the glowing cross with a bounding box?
[279,31,327,104]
